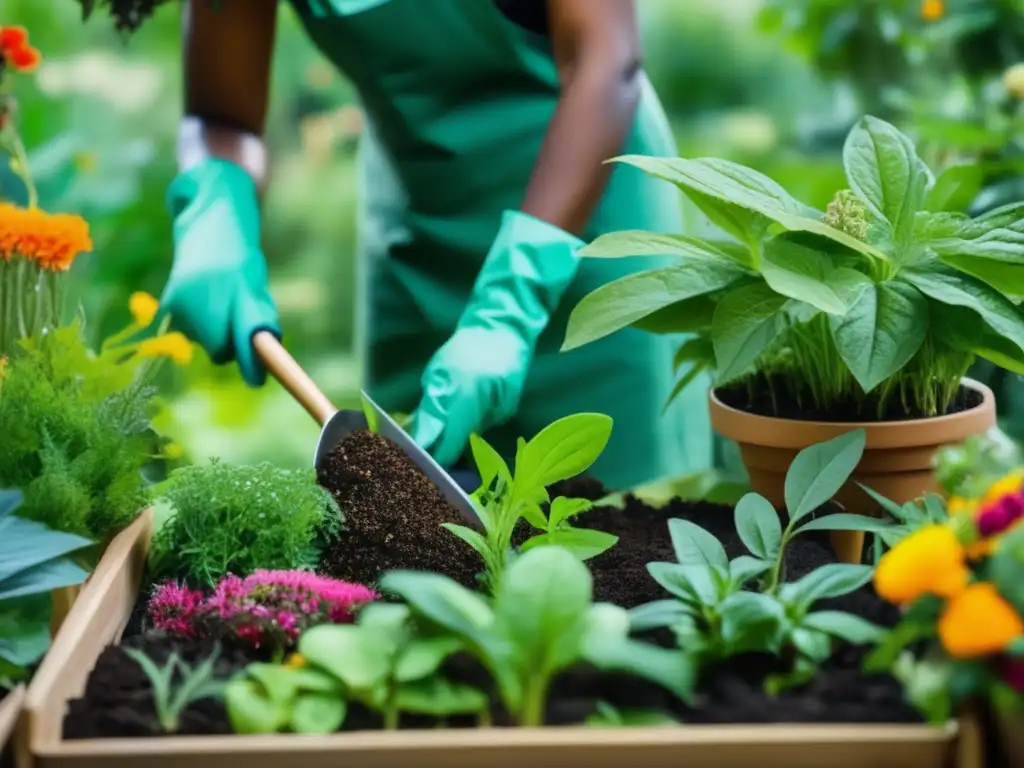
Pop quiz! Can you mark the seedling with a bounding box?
[629,431,889,692]
[125,647,227,734]
[382,545,693,727]
[226,603,485,733]
[444,413,618,592]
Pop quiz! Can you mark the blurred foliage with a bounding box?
[8,0,1020,476]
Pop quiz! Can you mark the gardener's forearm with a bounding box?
[519,0,641,235]
[177,118,269,190]
[178,0,277,190]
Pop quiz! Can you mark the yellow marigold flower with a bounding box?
[0,202,92,271]
[128,291,159,327]
[921,0,944,21]
[285,653,306,668]
[138,332,193,366]
[939,583,1024,658]
[874,524,969,605]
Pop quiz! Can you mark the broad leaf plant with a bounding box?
[564,116,1024,419]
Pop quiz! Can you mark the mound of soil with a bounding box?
[316,430,482,588]
[64,474,920,739]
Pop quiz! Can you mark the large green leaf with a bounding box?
[828,280,929,392]
[668,518,729,569]
[843,116,932,249]
[902,264,1024,359]
[514,413,613,492]
[761,236,845,314]
[562,258,747,350]
[379,571,494,648]
[931,304,1024,375]
[614,155,890,263]
[631,294,719,335]
[580,231,753,267]
[924,163,983,213]
[0,594,52,667]
[734,493,782,560]
[784,430,866,523]
[0,494,93,586]
[917,204,1024,300]
[298,625,391,690]
[0,558,91,601]
[493,547,592,675]
[711,282,788,383]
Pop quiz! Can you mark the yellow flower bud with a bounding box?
[138,332,193,366]
[128,291,159,327]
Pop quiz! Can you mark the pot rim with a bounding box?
[709,376,997,451]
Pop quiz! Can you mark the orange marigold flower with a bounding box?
[938,583,1024,658]
[874,524,970,606]
[0,355,7,381]
[128,291,159,327]
[0,26,40,73]
[0,27,27,50]
[0,203,92,271]
[921,0,944,21]
[138,332,194,366]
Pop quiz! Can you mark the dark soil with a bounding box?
[65,470,923,739]
[63,635,254,739]
[717,376,983,422]
[316,429,482,589]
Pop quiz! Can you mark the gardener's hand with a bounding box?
[409,210,583,466]
[155,158,281,387]
[409,326,532,466]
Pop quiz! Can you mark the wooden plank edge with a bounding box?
[35,720,958,757]
[24,510,152,753]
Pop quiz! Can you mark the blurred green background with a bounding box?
[4,0,1024,476]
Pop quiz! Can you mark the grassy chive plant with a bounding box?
[564,116,1024,420]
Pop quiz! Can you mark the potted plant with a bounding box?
[562,115,1019,561]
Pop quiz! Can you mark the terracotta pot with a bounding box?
[709,378,996,563]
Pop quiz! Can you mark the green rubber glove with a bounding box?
[409,210,583,466]
[155,158,281,386]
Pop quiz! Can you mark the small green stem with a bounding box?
[8,130,37,209]
[383,706,399,730]
[520,675,548,727]
[764,528,794,596]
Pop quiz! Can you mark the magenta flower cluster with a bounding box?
[976,491,1024,537]
[148,570,377,651]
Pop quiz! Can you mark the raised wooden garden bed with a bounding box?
[19,503,981,768]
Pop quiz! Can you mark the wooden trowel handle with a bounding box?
[252,330,337,427]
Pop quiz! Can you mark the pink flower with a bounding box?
[148,582,204,638]
[977,493,1024,536]
[149,570,378,651]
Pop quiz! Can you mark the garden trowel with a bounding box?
[252,331,480,525]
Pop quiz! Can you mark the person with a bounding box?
[155,0,712,490]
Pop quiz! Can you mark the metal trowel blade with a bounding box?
[314,390,480,526]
